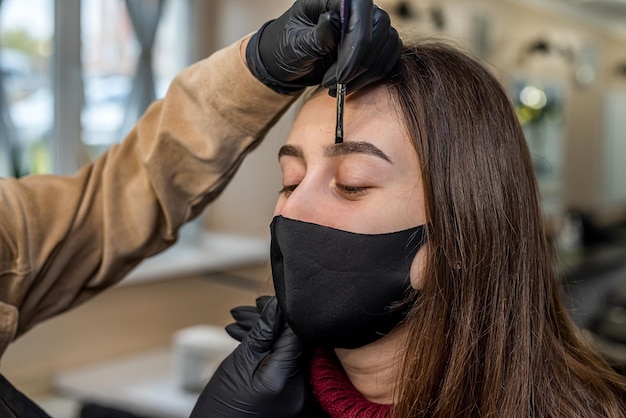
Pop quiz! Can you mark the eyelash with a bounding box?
[279,184,369,197]
[278,184,298,197]
[336,184,368,196]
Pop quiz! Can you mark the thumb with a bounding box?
[256,325,304,391]
[242,296,284,360]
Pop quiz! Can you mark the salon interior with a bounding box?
[1,0,626,416]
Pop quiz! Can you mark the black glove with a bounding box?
[189,296,311,418]
[246,0,402,94]
[225,295,272,342]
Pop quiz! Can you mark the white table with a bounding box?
[53,230,267,417]
[54,347,207,418]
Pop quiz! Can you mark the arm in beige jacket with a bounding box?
[0,38,298,358]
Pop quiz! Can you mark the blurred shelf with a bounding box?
[120,231,269,287]
[559,244,626,283]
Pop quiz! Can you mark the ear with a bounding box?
[409,243,429,289]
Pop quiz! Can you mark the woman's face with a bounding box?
[274,85,428,286]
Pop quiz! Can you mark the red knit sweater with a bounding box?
[310,347,392,418]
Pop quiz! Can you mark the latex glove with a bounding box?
[189,296,310,418]
[246,0,402,94]
[225,295,272,342]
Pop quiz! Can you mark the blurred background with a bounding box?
[0,0,625,417]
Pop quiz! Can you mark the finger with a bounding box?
[344,27,402,93]
[244,296,284,355]
[231,306,260,325]
[257,326,303,391]
[312,11,341,55]
[322,10,401,91]
[255,295,273,312]
[263,326,302,369]
[227,306,260,340]
[334,4,393,85]
[337,0,375,82]
[225,322,249,341]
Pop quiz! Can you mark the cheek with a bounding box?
[273,195,286,217]
[409,244,429,289]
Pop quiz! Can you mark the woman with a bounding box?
[194,38,626,417]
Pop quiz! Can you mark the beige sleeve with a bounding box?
[0,38,297,352]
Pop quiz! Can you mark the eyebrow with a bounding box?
[278,144,303,159]
[278,141,393,164]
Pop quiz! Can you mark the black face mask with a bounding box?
[270,216,426,349]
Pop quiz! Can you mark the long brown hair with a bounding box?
[386,40,626,417]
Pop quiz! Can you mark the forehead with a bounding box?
[287,85,413,156]
[295,84,399,129]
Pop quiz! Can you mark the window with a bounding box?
[0,0,54,176]
[0,0,190,176]
[81,0,189,160]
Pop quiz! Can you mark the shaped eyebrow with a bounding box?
[324,141,393,163]
[278,142,392,164]
[278,144,303,160]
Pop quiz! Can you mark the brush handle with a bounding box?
[334,0,351,143]
[340,0,351,40]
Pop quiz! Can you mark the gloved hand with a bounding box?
[246,0,402,94]
[225,295,272,342]
[189,296,311,418]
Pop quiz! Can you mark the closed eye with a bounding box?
[336,184,369,198]
[279,184,299,197]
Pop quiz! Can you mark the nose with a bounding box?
[275,180,325,225]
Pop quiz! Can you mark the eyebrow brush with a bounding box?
[335,84,345,144]
[335,0,350,144]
